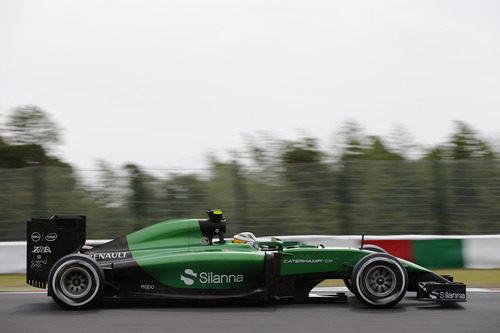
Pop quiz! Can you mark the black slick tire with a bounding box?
[48,254,105,309]
[351,253,408,308]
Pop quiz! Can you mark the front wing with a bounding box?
[417,281,467,302]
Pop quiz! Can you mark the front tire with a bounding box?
[48,254,104,309]
[351,253,408,308]
[360,244,387,253]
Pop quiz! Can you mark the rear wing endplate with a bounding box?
[27,216,86,288]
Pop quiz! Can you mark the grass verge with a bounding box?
[0,274,39,290]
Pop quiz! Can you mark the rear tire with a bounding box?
[351,253,408,308]
[48,254,104,309]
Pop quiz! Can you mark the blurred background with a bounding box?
[0,106,499,240]
[1,1,500,241]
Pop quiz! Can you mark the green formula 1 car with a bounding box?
[26,210,466,309]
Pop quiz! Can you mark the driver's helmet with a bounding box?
[232,232,259,249]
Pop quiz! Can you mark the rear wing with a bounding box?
[27,216,86,288]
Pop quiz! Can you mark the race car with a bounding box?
[26,210,466,309]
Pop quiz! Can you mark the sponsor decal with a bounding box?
[88,251,128,261]
[30,259,48,269]
[199,272,244,284]
[283,258,333,264]
[32,246,51,254]
[31,232,41,242]
[430,289,466,300]
[181,269,197,285]
[45,233,58,242]
[181,268,244,285]
[140,284,156,291]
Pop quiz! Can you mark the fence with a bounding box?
[1,160,500,241]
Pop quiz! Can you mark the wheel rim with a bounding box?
[59,266,93,299]
[363,265,396,297]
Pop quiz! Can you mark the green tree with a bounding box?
[163,173,208,219]
[450,121,495,160]
[423,122,496,234]
[94,160,126,208]
[362,136,404,160]
[280,138,335,233]
[5,105,62,150]
[337,123,406,234]
[338,120,368,161]
[0,107,70,236]
[425,121,495,161]
[231,159,247,228]
[281,137,332,206]
[282,137,323,165]
[0,143,70,168]
[448,122,494,233]
[388,124,420,159]
[124,164,154,229]
[336,121,367,233]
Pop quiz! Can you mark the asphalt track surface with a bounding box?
[1,288,499,333]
